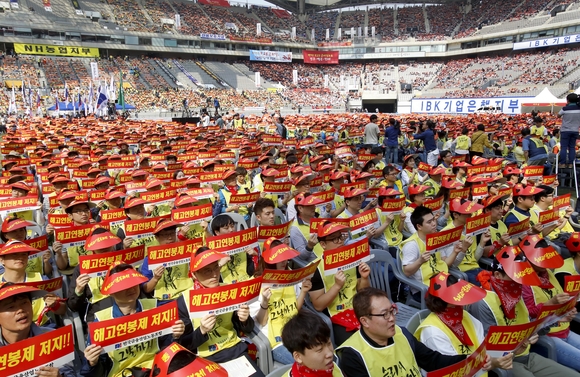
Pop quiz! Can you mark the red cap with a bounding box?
[494,246,542,285]
[95,176,113,187]
[145,179,163,190]
[153,218,183,234]
[429,166,446,176]
[1,218,33,233]
[429,272,487,305]
[85,226,122,251]
[503,166,522,176]
[441,177,463,189]
[261,168,279,177]
[105,188,125,200]
[481,195,507,208]
[0,283,46,302]
[408,184,429,196]
[101,262,148,295]
[190,249,228,273]
[0,240,40,256]
[449,198,483,214]
[57,189,78,201]
[343,187,369,199]
[519,235,564,269]
[294,174,312,187]
[222,170,237,181]
[151,342,228,377]
[378,187,401,197]
[124,196,147,209]
[317,221,349,238]
[11,182,31,192]
[174,194,198,207]
[262,239,299,264]
[295,193,324,206]
[471,156,488,166]
[330,170,348,181]
[512,184,543,197]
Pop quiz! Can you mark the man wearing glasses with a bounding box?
[337,287,469,377]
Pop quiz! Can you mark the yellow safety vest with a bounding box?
[438,163,453,176]
[530,270,569,334]
[234,119,244,131]
[88,276,108,304]
[67,244,90,269]
[317,254,357,318]
[554,257,578,279]
[400,233,448,286]
[1,272,48,325]
[381,211,403,247]
[481,290,531,355]
[489,221,509,254]
[336,326,421,377]
[267,286,298,349]
[253,183,279,209]
[282,363,344,377]
[292,218,324,259]
[505,207,537,230]
[219,187,249,217]
[193,308,240,358]
[456,135,470,151]
[442,223,478,272]
[416,312,487,377]
[95,299,159,377]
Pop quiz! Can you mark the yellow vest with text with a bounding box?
[381,212,403,247]
[530,270,569,334]
[554,257,578,278]
[220,187,249,217]
[456,135,470,151]
[26,253,43,275]
[442,223,479,272]
[489,221,509,254]
[88,276,108,304]
[193,308,241,358]
[317,255,357,318]
[336,326,421,377]
[481,290,531,356]
[400,233,448,286]
[416,311,487,377]
[292,218,325,259]
[267,286,299,349]
[505,207,537,232]
[95,299,159,377]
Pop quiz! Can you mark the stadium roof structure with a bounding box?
[265,0,432,14]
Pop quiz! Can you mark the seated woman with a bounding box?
[81,262,197,377]
[251,238,312,365]
[281,309,345,377]
[189,247,265,377]
[415,272,513,376]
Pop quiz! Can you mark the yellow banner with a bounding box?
[14,43,100,57]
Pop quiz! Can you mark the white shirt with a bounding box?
[419,312,486,377]
[401,239,423,293]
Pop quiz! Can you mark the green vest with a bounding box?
[400,233,448,286]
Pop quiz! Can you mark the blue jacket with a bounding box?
[384,126,401,147]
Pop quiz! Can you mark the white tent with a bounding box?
[521,87,566,112]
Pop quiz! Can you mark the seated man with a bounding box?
[281,310,345,377]
[0,282,76,377]
[336,287,477,377]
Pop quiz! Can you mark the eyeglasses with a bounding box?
[366,304,398,320]
[327,234,347,244]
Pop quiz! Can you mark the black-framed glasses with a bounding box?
[327,233,347,244]
[366,304,398,320]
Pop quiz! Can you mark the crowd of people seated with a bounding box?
[0,109,579,377]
